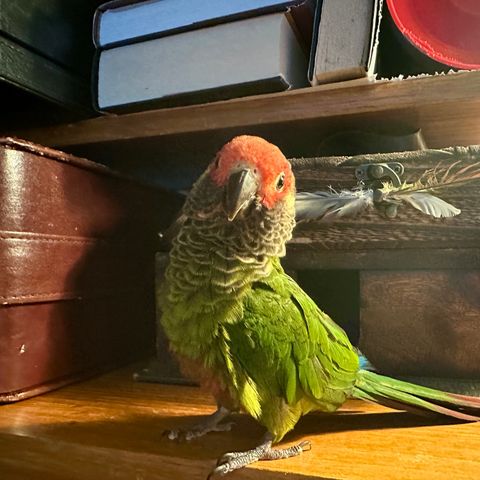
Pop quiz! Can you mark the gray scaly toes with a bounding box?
[164,421,234,442]
[163,406,232,442]
[208,436,311,478]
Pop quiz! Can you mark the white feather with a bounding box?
[295,189,374,222]
[396,192,461,218]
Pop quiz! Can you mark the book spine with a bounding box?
[92,4,104,48]
[93,0,309,49]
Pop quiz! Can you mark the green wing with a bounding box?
[223,261,359,432]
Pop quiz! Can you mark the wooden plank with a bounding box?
[359,270,480,378]
[1,365,480,480]
[12,71,480,148]
[293,223,480,250]
[284,247,480,270]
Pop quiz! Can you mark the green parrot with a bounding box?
[159,135,480,476]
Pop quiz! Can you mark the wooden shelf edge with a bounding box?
[12,71,480,148]
[284,247,480,270]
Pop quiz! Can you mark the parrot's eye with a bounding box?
[276,173,285,191]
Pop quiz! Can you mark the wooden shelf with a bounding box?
[12,71,480,150]
[1,364,480,479]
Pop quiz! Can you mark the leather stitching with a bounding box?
[0,234,103,244]
[1,287,139,302]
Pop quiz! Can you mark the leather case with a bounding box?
[0,137,180,402]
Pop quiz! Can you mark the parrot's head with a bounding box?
[209,135,296,222]
[177,135,296,265]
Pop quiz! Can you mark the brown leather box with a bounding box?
[0,137,180,402]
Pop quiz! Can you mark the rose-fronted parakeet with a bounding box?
[159,136,480,476]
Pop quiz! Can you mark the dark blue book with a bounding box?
[94,0,311,48]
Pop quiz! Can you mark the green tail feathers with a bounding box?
[353,370,480,422]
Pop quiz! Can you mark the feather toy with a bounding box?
[295,161,480,222]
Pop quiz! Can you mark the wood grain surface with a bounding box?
[287,146,480,270]
[360,270,480,377]
[12,71,480,149]
[1,364,480,480]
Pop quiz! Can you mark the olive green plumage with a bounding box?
[159,141,358,442]
[223,260,360,441]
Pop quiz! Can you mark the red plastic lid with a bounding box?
[386,0,480,69]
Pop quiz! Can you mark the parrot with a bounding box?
[158,135,480,477]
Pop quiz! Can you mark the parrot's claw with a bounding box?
[215,452,237,467]
[297,440,312,452]
[208,438,311,478]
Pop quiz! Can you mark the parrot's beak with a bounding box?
[224,168,258,221]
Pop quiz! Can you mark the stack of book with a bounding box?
[93,0,315,113]
[96,0,463,113]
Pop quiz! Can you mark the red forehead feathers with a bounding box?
[210,136,294,208]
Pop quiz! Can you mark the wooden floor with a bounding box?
[1,365,479,480]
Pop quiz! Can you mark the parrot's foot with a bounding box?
[208,434,311,478]
[164,406,233,441]
[165,421,234,442]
